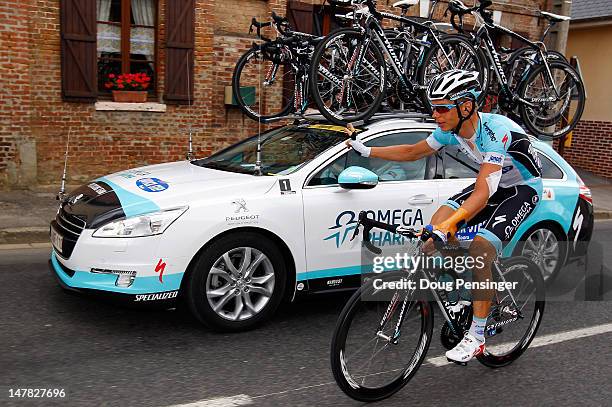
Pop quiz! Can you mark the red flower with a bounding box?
[118,84,124,89]
[108,73,115,79]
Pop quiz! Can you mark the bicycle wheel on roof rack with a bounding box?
[232,47,295,122]
[518,60,585,139]
[309,28,387,125]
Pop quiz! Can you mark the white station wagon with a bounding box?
[50,113,593,331]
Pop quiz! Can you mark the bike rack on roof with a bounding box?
[259,110,436,126]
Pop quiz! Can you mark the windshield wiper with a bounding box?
[196,161,253,175]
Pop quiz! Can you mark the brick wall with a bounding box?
[0,0,552,189]
[554,121,612,179]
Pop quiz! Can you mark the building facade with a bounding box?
[1,0,551,188]
[559,0,612,179]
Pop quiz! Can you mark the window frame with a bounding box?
[304,129,437,188]
[96,0,159,98]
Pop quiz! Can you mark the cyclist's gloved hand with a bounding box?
[344,123,371,157]
[422,224,446,255]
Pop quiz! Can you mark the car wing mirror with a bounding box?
[338,166,379,190]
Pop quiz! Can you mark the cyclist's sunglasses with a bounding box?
[430,103,458,114]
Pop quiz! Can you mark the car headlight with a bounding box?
[92,206,188,238]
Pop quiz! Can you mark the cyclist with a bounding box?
[345,69,543,364]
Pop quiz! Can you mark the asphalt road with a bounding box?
[2,221,612,407]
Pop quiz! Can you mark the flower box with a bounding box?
[112,90,148,103]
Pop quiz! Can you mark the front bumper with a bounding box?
[49,251,181,307]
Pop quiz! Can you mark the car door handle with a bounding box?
[408,196,434,205]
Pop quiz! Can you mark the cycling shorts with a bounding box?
[444,182,542,253]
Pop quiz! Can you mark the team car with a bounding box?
[49,114,594,331]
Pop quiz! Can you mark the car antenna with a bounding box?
[56,127,71,203]
[253,14,264,176]
[185,53,194,161]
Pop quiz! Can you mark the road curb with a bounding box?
[0,228,49,245]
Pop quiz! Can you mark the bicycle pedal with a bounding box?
[446,358,468,366]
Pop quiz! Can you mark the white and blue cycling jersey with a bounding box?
[425,112,542,189]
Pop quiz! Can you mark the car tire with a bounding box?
[186,232,287,332]
[513,224,566,284]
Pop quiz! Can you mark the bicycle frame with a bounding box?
[375,249,523,343]
[472,18,562,106]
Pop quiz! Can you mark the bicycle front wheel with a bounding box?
[519,60,585,139]
[232,47,294,121]
[330,272,433,402]
[309,28,386,125]
[477,256,545,368]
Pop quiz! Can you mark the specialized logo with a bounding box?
[572,206,583,249]
[155,258,166,283]
[232,199,249,213]
[502,134,508,148]
[134,291,178,302]
[136,178,169,192]
[492,215,506,228]
[502,165,513,174]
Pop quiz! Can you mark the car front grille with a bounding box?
[53,206,86,259]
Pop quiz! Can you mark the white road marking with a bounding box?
[168,394,253,407]
[166,323,612,406]
[426,322,612,367]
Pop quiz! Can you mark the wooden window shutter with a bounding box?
[60,0,97,102]
[287,1,314,34]
[165,0,195,104]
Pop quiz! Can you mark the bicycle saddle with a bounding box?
[540,11,571,23]
[393,0,419,10]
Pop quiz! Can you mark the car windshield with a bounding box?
[192,125,349,175]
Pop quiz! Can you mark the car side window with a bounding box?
[350,132,429,182]
[308,131,429,186]
[538,152,564,179]
[443,145,479,179]
[309,154,348,186]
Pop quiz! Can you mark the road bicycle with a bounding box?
[442,0,585,139]
[309,0,487,125]
[330,211,545,402]
[232,12,323,122]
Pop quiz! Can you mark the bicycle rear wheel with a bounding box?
[477,256,545,368]
[519,60,585,139]
[309,28,386,125]
[417,34,489,112]
[232,47,294,121]
[330,272,433,402]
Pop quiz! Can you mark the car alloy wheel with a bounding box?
[520,228,560,281]
[206,247,275,321]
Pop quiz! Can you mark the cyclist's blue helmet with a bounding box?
[427,69,482,103]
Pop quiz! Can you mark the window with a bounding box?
[443,145,479,179]
[538,152,564,179]
[97,0,157,95]
[61,0,193,103]
[308,132,429,186]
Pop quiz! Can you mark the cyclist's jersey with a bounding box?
[425,112,542,189]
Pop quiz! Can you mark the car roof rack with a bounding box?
[259,110,435,126]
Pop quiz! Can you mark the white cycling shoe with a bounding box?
[446,333,485,365]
